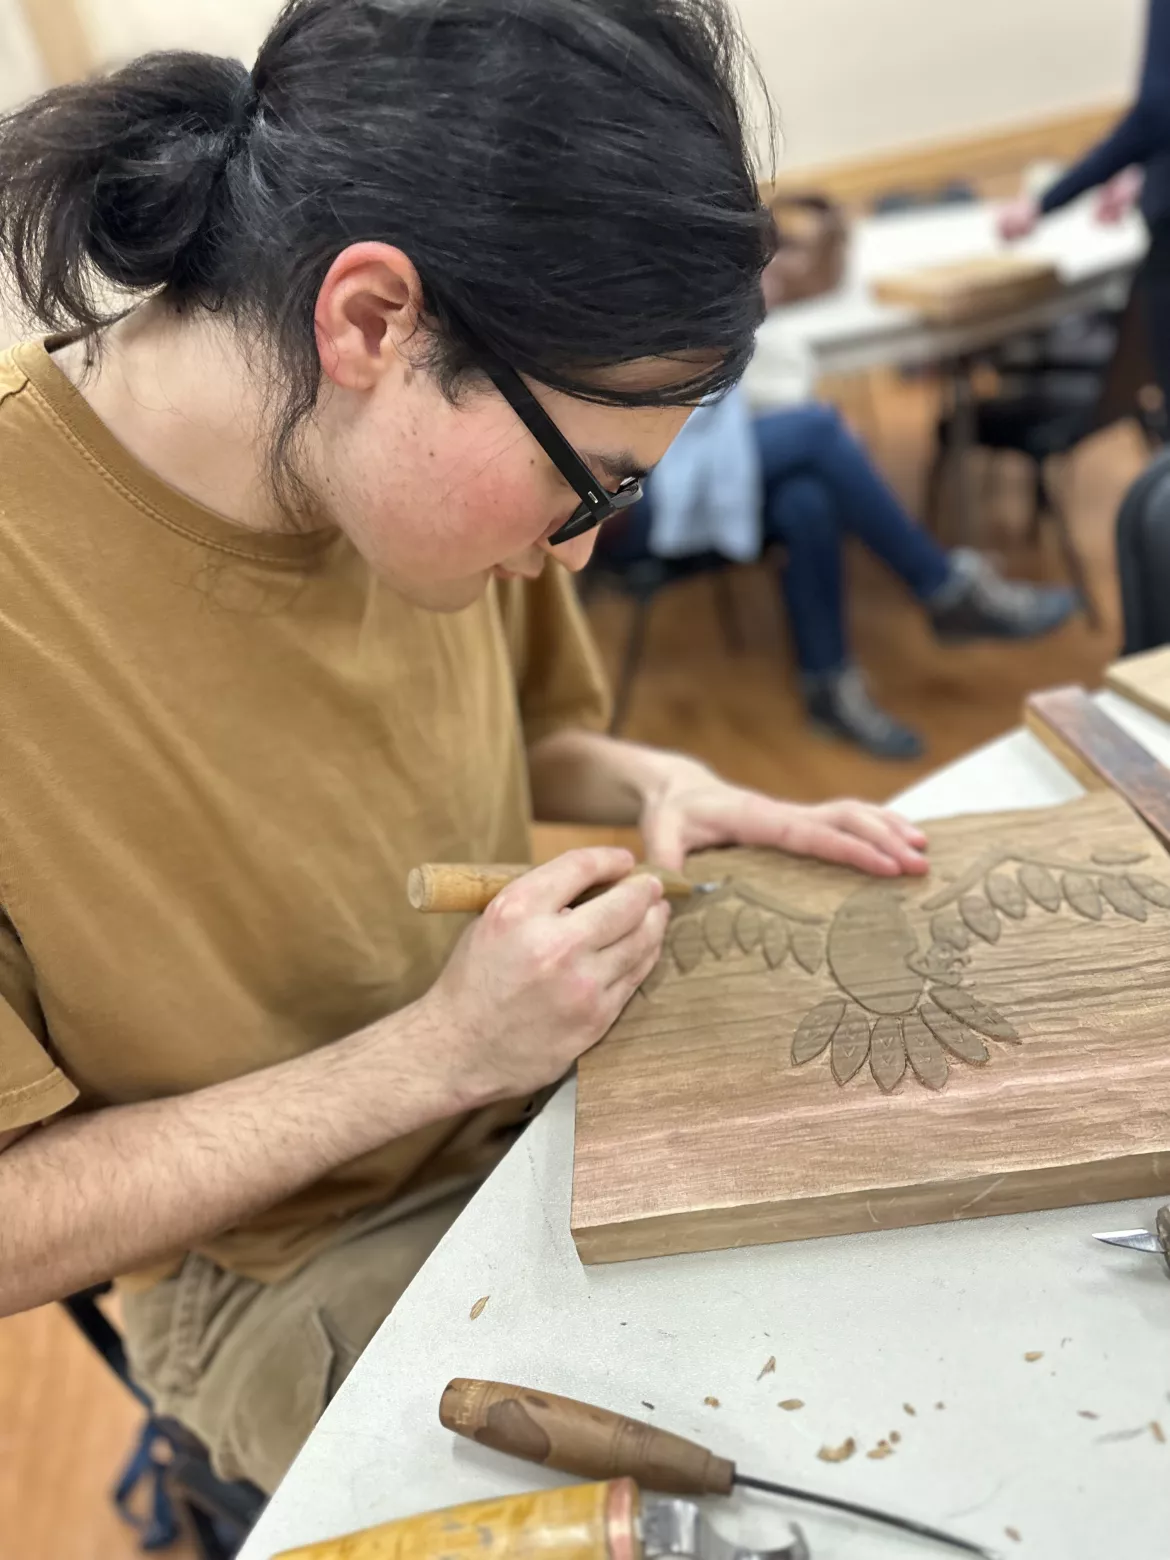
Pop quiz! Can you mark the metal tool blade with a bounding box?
[1094,1229,1164,1253]
[643,1497,808,1560]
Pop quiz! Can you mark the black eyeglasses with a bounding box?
[472,352,645,546]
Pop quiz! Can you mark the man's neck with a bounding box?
[52,305,319,536]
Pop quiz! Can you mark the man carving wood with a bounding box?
[0,0,928,1493]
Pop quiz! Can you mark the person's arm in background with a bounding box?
[1000,0,1170,238]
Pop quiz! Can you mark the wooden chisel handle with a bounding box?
[440,1378,735,1497]
[408,862,696,914]
[273,1479,641,1558]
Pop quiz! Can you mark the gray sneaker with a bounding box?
[927,549,1079,643]
[804,667,924,760]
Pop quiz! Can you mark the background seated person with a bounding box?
[596,389,1076,758]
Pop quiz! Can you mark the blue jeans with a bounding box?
[603,403,951,675]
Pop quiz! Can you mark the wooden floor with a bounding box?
[1,371,1149,1560]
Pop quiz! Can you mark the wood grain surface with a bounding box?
[572,792,1170,1264]
[1106,647,1170,726]
[1025,684,1170,846]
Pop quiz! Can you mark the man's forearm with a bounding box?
[527,728,710,825]
[0,1000,464,1317]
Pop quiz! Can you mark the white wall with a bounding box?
[2,0,1147,171]
[735,0,1144,172]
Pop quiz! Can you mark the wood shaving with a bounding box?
[758,1355,777,1380]
[1005,1527,1021,1543]
[1024,1351,1043,1362]
[641,1401,655,1411]
[890,1431,901,1444]
[469,1296,489,1320]
[1152,1421,1166,1444]
[867,1440,894,1460]
[934,1401,946,1410]
[1096,1427,1147,1444]
[1077,1411,1099,1420]
[817,1438,856,1464]
[778,1399,804,1411]
[903,1403,917,1416]
[704,1396,721,1408]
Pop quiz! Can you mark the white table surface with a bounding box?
[743,200,1147,400]
[241,694,1170,1560]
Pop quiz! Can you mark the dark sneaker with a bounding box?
[804,667,924,760]
[928,549,1078,643]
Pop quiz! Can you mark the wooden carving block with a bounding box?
[1106,646,1170,726]
[1025,685,1170,848]
[870,255,1059,323]
[571,792,1170,1265]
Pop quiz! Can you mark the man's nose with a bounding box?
[545,528,599,573]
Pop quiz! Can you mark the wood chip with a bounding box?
[1005,1527,1022,1543]
[903,1403,917,1416]
[935,1401,946,1410]
[1024,1351,1043,1362]
[704,1396,721,1408]
[890,1430,901,1444]
[758,1355,777,1380]
[817,1437,856,1464]
[1077,1410,1099,1420]
[642,1401,655,1411]
[469,1295,489,1320]
[1152,1420,1166,1444]
[867,1444,894,1460]
[778,1399,804,1411]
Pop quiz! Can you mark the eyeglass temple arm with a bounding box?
[477,358,609,510]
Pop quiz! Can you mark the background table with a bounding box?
[240,693,1170,1560]
[743,199,1147,402]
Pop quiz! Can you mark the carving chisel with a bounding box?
[439,1378,992,1558]
[408,860,720,913]
[1095,1203,1170,1275]
[272,1477,809,1558]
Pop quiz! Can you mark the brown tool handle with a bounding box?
[409,863,696,914]
[440,1378,735,1497]
[273,1479,642,1559]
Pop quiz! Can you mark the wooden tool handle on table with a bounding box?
[440,1378,736,1497]
[273,1479,641,1559]
[408,862,695,914]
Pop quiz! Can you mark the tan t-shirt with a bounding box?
[0,340,609,1282]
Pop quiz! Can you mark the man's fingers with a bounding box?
[570,872,665,951]
[826,805,929,874]
[798,820,904,877]
[494,848,636,917]
[591,900,671,987]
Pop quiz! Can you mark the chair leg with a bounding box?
[609,593,653,735]
[1038,465,1101,631]
[711,569,743,654]
[922,440,947,535]
[1025,459,1045,549]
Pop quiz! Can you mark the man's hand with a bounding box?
[997,194,1040,243]
[638,757,928,878]
[419,848,669,1106]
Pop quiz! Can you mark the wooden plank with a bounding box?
[871,256,1059,324]
[1106,646,1170,725]
[764,104,1122,209]
[572,791,1170,1264]
[15,0,93,85]
[1025,684,1170,849]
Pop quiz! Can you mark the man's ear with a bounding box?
[314,243,424,390]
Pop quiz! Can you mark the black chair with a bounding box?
[1116,447,1170,654]
[581,546,782,735]
[927,285,1166,630]
[61,1284,265,1558]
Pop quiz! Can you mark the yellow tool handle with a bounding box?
[440,1378,735,1498]
[407,862,695,914]
[272,1479,642,1559]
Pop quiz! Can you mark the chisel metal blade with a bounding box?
[1094,1229,1164,1253]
